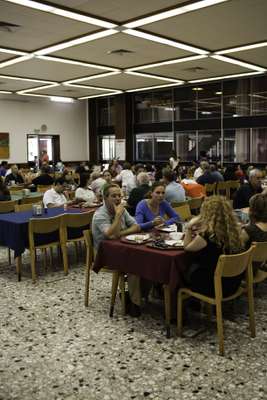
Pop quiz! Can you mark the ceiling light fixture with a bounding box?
[0,90,12,94]
[34,30,118,56]
[78,91,122,100]
[17,83,59,94]
[123,29,208,55]
[215,91,223,95]
[126,55,208,71]
[50,96,74,103]
[124,0,229,28]
[63,71,122,85]
[37,56,119,72]
[211,55,266,72]
[4,0,117,28]
[216,41,267,55]
[0,54,34,68]
[125,71,184,83]
[189,71,263,83]
[126,82,184,93]
[64,83,121,92]
[192,87,203,91]
[0,75,57,84]
[0,48,27,55]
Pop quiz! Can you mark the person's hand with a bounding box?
[153,216,165,226]
[187,216,201,229]
[114,204,125,218]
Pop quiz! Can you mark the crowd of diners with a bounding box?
[1,156,267,318]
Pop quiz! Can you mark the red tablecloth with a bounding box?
[93,240,189,289]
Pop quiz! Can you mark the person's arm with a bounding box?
[161,201,180,225]
[184,227,207,252]
[135,201,154,230]
[104,204,125,239]
[119,223,141,237]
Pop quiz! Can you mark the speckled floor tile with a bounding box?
[0,247,266,400]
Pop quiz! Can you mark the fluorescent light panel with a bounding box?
[0,75,57,84]
[37,56,119,72]
[189,71,263,83]
[126,55,207,71]
[124,0,229,28]
[65,83,121,92]
[34,30,118,56]
[63,71,122,85]
[0,48,27,56]
[125,71,184,83]
[0,54,34,69]
[211,55,266,72]
[4,0,116,28]
[0,90,12,94]
[17,83,59,94]
[50,96,74,103]
[215,41,267,55]
[126,82,184,93]
[124,30,208,55]
[78,91,122,100]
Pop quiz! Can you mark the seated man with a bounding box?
[92,183,142,316]
[162,168,186,204]
[32,165,54,186]
[127,172,150,216]
[5,164,24,185]
[43,177,69,208]
[233,168,263,209]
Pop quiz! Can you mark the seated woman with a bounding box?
[183,196,245,297]
[241,193,267,245]
[75,173,97,207]
[0,180,11,201]
[135,182,180,230]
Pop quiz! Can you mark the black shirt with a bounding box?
[127,184,150,216]
[196,171,218,185]
[5,173,24,185]
[32,174,54,186]
[233,183,262,209]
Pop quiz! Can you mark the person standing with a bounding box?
[169,150,179,171]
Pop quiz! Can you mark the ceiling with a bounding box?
[0,0,266,101]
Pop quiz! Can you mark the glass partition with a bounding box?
[176,131,196,161]
[98,135,115,161]
[223,129,250,163]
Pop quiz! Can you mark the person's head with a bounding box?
[170,150,177,159]
[103,183,121,210]
[162,168,175,184]
[90,171,100,181]
[103,170,112,184]
[135,164,145,175]
[199,196,243,253]
[54,177,66,193]
[1,161,8,169]
[249,193,267,223]
[11,164,19,175]
[210,164,217,172]
[79,173,90,188]
[40,165,50,175]
[123,162,131,171]
[248,169,262,190]
[200,161,210,172]
[148,182,165,204]
[136,172,150,186]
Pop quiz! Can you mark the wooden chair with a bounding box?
[37,185,52,193]
[171,201,187,208]
[83,230,126,317]
[28,216,61,282]
[216,181,230,199]
[60,212,93,275]
[252,241,267,284]
[188,196,204,215]
[15,203,41,212]
[173,203,192,221]
[205,183,216,196]
[228,180,240,199]
[21,195,43,204]
[177,246,256,356]
[9,187,23,193]
[0,200,17,213]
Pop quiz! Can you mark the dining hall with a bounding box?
[0,0,267,399]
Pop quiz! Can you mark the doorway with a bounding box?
[27,134,60,164]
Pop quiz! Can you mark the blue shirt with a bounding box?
[135,199,180,230]
[165,181,186,204]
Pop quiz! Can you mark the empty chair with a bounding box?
[21,195,43,204]
[177,246,255,356]
[173,203,192,221]
[37,185,52,193]
[205,183,217,196]
[15,203,41,212]
[216,181,230,199]
[188,196,204,215]
[0,200,17,213]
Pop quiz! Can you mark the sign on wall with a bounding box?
[115,139,126,161]
[0,133,9,159]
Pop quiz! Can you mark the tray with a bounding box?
[146,242,184,250]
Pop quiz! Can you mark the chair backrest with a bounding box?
[29,215,61,250]
[216,181,230,199]
[188,196,204,214]
[215,246,255,279]
[9,187,23,193]
[37,185,52,193]
[171,201,187,208]
[21,195,43,204]
[15,203,40,212]
[228,180,240,190]
[0,200,17,213]
[173,203,192,221]
[60,212,94,241]
[251,241,267,263]
[205,183,216,196]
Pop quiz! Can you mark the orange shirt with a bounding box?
[181,182,206,198]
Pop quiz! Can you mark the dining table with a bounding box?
[0,205,97,281]
[93,238,190,337]
[11,191,43,203]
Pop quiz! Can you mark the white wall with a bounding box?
[0,95,88,163]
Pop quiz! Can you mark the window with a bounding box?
[134,93,153,123]
[99,135,115,161]
[251,128,267,163]
[27,134,59,163]
[176,131,196,161]
[223,79,250,117]
[154,133,173,161]
[197,83,222,119]
[151,90,172,122]
[223,129,250,163]
[198,130,221,161]
[174,86,196,121]
[135,133,153,161]
[97,98,115,126]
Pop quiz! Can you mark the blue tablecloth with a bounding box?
[0,207,89,257]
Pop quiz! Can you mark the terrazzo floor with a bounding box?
[0,247,266,400]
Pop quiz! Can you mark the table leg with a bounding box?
[163,284,171,338]
[15,256,22,282]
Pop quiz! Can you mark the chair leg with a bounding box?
[8,248,11,265]
[15,256,22,282]
[205,303,213,321]
[84,250,91,307]
[110,271,119,317]
[49,248,53,268]
[215,300,224,356]
[163,284,171,338]
[177,290,184,337]
[74,242,79,262]
[247,283,256,338]
[30,250,37,283]
[119,274,126,315]
[61,244,69,275]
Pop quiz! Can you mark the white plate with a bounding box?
[157,224,177,232]
[126,234,150,242]
[165,239,184,247]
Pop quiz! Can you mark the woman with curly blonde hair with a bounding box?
[183,196,245,297]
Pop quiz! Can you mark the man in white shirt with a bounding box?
[115,162,136,195]
[43,177,68,208]
[193,161,208,180]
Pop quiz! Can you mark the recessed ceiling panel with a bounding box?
[53,33,192,68]
[139,58,252,81]
[0,2,100,51]
[76,72,177,90]
[144,0,267,51]
[0,53,18,62]
[49,0,185,22]
[31,85,111,98]
[0,58,111,81]
[0,77,52,92]
[229,48,267,69]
